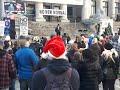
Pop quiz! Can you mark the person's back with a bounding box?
[76,49,103,90]
[0,47,16,90]
[32,36,80,90]
[15,40,38,90]
[30,42,41,57]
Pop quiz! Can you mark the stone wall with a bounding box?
[113,21,120,33]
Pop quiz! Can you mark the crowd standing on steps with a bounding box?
[0,29,120,90]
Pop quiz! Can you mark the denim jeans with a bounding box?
[9,79,16,90]
[19,79,32,90]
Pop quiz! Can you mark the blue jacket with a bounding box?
[15,46,38,79]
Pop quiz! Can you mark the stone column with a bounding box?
[96,0,103,10]
[60,4,70,22]
[0,0,6,18]
[81,0,91,20]
[35,2,46,22]
[110,0,115,19]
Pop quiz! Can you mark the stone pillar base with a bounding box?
[61,19,70,22]
[36,18,46,22]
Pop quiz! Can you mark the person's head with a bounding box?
[112,36,119,42]
[69,43,78,51]
[4,41,10,49]
[19,39,30,47]
[41,36,67,60]
[92,38,98,44]
[63,33,66,36]
[14,41,20,48]
[82,49,94,60]
[104,42,113,50]
[50,34,55,39]
[5,35,11,41]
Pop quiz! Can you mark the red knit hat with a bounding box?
[43,36,66,58]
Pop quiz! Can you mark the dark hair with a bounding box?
[82,49,94,60]
[4,41,9,48]
[50,34,55,39]
[104,42,113,50]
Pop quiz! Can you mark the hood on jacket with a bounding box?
[0,49,6,58]
[47,59,71,75]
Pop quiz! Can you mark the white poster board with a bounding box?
[20,16,28,36]
[0,21,5,36]
[99,19,113,35]
[39,9,66,16]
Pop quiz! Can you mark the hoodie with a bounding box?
[32,59,80,90]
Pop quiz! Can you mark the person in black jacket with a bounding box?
[101,42,119,90]
[32,36,80,90]
[73,48,103,90]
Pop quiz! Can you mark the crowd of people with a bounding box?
[0,29,120,90]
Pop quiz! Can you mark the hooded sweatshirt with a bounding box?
[32,59,80,90]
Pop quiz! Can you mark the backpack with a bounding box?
[29,43,42,56]
[42,67,73,90]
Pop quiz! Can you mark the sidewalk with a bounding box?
[15,79,120,90]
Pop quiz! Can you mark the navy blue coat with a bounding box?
[32,59,80,90]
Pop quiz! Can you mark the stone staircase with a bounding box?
[28,21,88,38]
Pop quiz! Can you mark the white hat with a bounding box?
[5,35,11,41]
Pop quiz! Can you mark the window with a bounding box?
[115,2,120,14]
[67,7,73,16]
[103,1,108,16]
[91,1,96,15]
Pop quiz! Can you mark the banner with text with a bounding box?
[4,2,25,14]
[39,9,67,16]
[20,16,28,36]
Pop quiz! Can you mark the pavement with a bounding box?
[15,79,120,90]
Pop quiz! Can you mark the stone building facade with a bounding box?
[0,0,120,22]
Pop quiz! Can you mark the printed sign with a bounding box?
[0,21,5,36]
[4,2,25,14]
[39,9,66,16]
[20,16,28,36]
[4,18,11,35]
[26,4,35,15]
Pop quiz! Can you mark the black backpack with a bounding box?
[42,67,73,90]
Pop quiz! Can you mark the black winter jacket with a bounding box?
[32,59,80,90]
[74,59,103,90]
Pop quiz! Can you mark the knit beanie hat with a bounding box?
[104,42,113,50]
[43,36,66,59]
[5,35,11,41]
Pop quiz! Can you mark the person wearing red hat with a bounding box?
[32,36,80,90]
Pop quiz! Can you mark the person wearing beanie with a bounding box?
[15,39,39,90]
[32,36,80,90]
[101,42,119,90]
